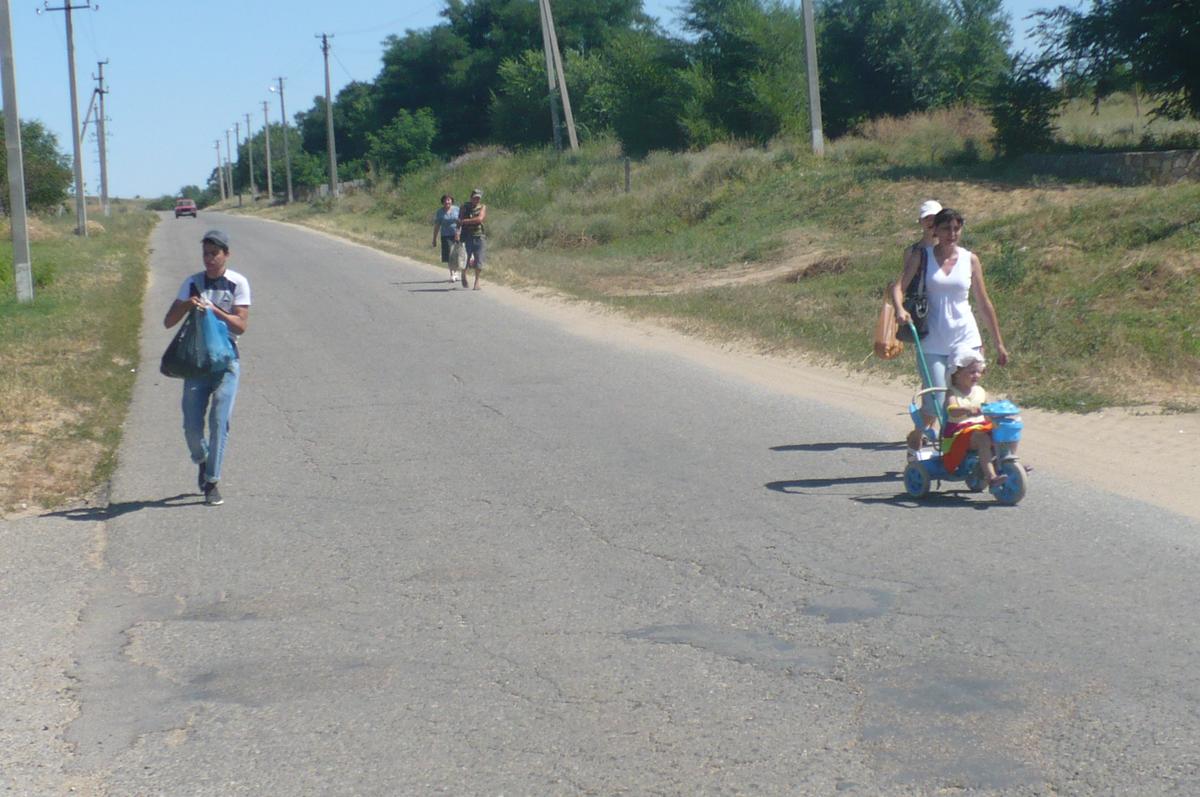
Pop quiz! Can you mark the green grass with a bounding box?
[242,120,1200,415]
[0,210,156,513]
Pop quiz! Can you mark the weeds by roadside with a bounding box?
[0,211,156,515]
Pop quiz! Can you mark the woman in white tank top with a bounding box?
[893,207,1009,448]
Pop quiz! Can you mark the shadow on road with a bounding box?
[766,472,901,493]
[408,287,458,293]
[42,493,200,522]
[851,491,994,510]
[394,279,453,286]
[771,441,904,453]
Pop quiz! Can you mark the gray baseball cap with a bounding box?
[201,229,230,251]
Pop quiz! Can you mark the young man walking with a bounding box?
[162,229,251,506]
[456,188,487,290]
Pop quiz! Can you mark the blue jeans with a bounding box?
[182,359,239,484]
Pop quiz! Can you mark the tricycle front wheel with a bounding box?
[991,459,1028,505]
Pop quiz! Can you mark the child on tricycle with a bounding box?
[903,346,1027,504]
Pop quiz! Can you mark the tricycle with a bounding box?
[901,322,1029,505]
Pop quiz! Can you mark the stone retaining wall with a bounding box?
[1021,149,1200,184]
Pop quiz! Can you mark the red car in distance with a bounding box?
[174,199,197,218]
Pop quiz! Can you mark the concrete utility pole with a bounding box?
[536,0,562,151]
[317,33,339,199]
[224,127,234,202]
[261,100,273,201]
[270,77,293,203]
[801,0,825,156]
[94,58,108,215]
[537,0,578,151]
[41,0,93,236]
[244,112,256,198]
[233,121,243,204]
[1,0,33,302]
[214,139,226,201]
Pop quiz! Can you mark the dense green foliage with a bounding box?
[0,119,73,212]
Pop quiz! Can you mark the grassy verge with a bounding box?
[0,209,157,515]
[234,127,1199,414]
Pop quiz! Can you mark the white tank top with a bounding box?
[920,245,981,356]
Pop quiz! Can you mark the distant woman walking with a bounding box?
[892,207,1008,451]
[432,194,460,283]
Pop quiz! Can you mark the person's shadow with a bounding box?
[42,493,199,521]
[771,441,904,453]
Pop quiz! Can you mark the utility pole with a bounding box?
[801,0,824,156]
[261,100,273,201]
[539,0,577,151]
[536,0,562,151]
[214,139,226,201]
[1,0,33,302]
[317,33,339,199]
[94,58,108,215]
[224,127,234,202]
[233,121,243,204]
[40,1,93,236]
[270,77,294,203]
[244,112,256,199]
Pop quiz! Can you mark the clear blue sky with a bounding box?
[6,0,1056,199]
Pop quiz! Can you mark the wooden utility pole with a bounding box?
[94,59,109,215]
[539,0,578,151]
[1,0,33,302]
[317,33,339,199]
[802,0,825,156]
[261,101,273,201]
[41,1,92,235]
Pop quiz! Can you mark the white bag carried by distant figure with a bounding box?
[450,240,467,271]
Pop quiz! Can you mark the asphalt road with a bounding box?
[8,212,1200,794]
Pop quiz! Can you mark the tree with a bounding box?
[0,118,73,212]
[367,108,439,178]
[1034,0,1200,119]
[682,0,810,144]
[375,0,649,151]
[598,30,694,155]
[817,0,1011,136]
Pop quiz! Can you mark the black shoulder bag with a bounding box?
[896,246,929,342]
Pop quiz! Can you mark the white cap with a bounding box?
[918,200,942,220]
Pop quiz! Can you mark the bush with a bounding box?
[989,63,1060,156]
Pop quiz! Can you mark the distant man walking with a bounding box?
[162,229,251,506]
[456,188,487,290]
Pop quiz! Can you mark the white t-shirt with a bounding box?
[176,268,251,341]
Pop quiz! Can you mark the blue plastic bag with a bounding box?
[160,306,235,379]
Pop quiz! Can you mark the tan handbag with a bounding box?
[873,289,904,360]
